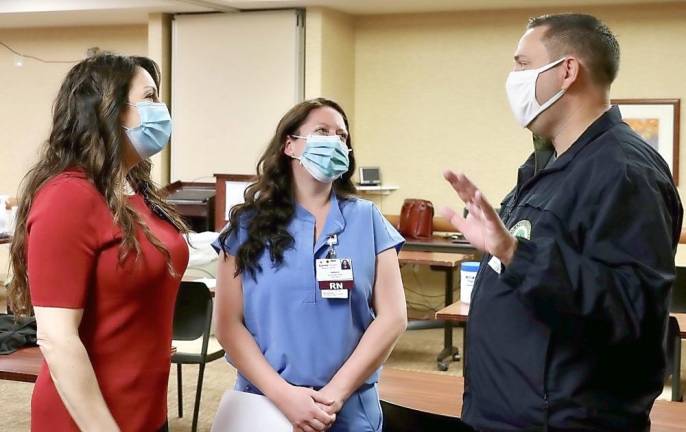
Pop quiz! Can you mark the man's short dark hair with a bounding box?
[528,13,620,87]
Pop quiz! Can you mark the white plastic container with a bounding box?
[8,206,17,234]
[0,196,7,234]
[460,261,480,304]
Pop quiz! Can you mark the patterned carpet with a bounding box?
[0,286,464,432]
[2,290,684,431]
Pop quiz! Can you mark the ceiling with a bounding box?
[214,0,686,15]
[0,0,684,28]
[0,0,218,28]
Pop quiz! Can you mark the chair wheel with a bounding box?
[437,362,449,371]
[453,353,461,361]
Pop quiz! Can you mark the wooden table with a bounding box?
[398,251,474,371]
[0,345,181,384]
[670,313,686,401]
[0,347,42,383]
[404,235,477,254]
[674,313,686,338]
[380,367,462,418]
[652,400,686,432]
[436,301,470,323]
[438,302,686,402]
[379,367,686,431]
[438,303,686,334]
[435,301,470,370]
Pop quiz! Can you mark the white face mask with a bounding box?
[505,57,566,128]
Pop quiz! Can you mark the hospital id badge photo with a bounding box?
[316,258,354,299]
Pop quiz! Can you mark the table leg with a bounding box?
[436,267,460,371]
[673,332,682,401]
[443,267,455,355]
[462,321,468,375]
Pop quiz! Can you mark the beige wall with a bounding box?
[147,13,173,185]
[352,4,686,214]
[5,5,680,213]
[170,10,303,181]
[0,24,147,280]
[3,4,686,286]
[343,4,686,305]
[305,8,356,122]
[0,24,148,196]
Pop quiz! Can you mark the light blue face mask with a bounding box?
[291,134,351,183]
[122,101,172,159]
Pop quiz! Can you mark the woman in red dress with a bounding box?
[8,53,189,432]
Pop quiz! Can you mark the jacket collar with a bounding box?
[515,106,622,189]
[544,105,622,172]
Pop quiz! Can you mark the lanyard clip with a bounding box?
[326,235,337,259]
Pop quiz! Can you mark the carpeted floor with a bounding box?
[2,292,684,431]
[0,284,464,432]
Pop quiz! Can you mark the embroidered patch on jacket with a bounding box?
[509,220,532,240]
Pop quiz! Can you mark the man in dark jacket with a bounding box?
[442,13,683,432]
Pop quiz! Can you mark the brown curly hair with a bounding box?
[9,53,188,317]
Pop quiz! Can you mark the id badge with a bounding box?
[316,258,354,299]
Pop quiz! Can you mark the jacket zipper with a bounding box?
[464,168,541,393]
[462,249,489,394]
[542,331,554,431]
[469,189,517,314]
[544,392,549,432]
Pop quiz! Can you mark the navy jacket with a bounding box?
[462,106,683,432]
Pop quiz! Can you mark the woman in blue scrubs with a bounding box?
[213,98,407,432]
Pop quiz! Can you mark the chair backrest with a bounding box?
[173,281,213,341]
[665,315,680,378]
[672,266,686,313]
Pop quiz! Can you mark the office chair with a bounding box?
[172,281,225,432]
[666,265,686,401]
[671,266,686,313]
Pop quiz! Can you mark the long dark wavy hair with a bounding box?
[9,53,188,317]
[219,98,357,278]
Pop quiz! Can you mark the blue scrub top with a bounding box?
[212,192,404,391]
